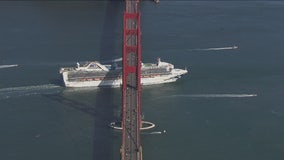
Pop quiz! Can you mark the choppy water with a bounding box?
[1,1,284,160]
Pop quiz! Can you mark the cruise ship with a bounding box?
[59,58,188,88]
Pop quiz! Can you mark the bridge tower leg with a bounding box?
[120,0,142,160]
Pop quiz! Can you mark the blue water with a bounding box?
[1,1,284,160]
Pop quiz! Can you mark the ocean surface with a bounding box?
[1,1,284,160]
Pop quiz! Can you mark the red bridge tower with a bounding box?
[120,0,142,160]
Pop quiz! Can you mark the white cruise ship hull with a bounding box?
[62,69,187,88]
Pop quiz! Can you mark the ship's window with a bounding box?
[89,63,98,69]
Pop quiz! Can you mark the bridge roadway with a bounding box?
[121,1,142,160]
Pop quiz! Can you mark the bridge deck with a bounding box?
[121,1,142,160]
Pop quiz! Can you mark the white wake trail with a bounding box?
[101,57,122,64]
[111,57,122,62]
[0,64,18,69]
[156,94,257,99]
[189,46,238,51]
[142,130,166,135]
[0,84,62,100]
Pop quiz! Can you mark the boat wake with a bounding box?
[0,64,18,69]
[16,58,122,67]
[142,130,166,135]
[188,46,238,51]
[0,84,62,100]
[101,57,122,64]
[21,62,76,67]
[156,94,257,99]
